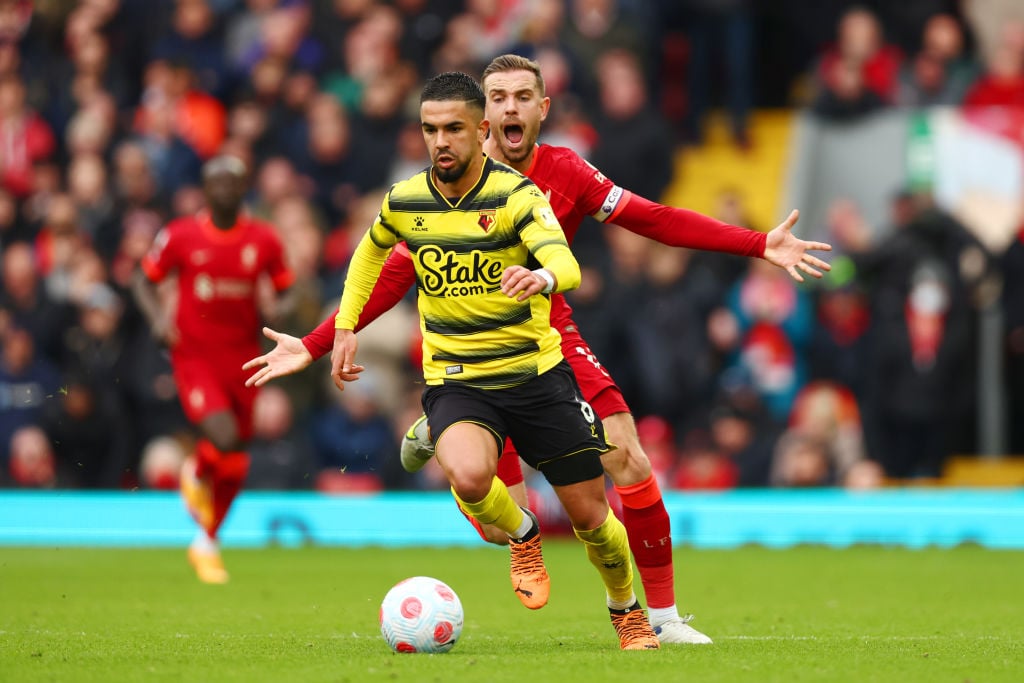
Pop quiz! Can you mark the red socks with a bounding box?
[458,503,491,543]
[496,446,525,487]
[614,475,675,610]
[195,439,251,538]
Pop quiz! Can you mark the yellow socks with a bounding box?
[575,507,634,605]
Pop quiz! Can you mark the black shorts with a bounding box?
[422,360,609,487]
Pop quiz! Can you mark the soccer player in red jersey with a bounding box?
[243,55,831,639]
[133,155,294,583]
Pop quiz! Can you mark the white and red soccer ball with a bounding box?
[379,576,464,654]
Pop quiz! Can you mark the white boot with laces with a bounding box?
[653,615,713,645]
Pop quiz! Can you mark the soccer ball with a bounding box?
[379,576,464,653]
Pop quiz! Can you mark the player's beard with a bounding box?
[433,156,469,184]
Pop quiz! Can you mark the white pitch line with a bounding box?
[3,630,1011,643]
[718,635,1011,641]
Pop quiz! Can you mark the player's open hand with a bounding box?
[330,328,364,392]
[501,265,549,301]
[763,209,833,282]
[242,327,315,387]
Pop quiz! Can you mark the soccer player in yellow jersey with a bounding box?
[332,71,659,650]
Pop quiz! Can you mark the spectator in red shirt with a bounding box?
[812,7,903,110]
[963,31,1024,108]
[0,75,55,198]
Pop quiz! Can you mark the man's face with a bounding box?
[420,99,487,185]
[483,69,549,165]
[203,170,246,213]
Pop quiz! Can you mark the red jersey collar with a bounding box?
[197,210,247,243]
[521,144,542,178]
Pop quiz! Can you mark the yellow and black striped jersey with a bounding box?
[337,155,580,388]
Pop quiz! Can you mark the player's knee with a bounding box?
[561,486,613,531]
[201,413,243,453]
[568,502,611,532]
[449,472,493,503]
[600,441,653,486]
[212,425,244,454]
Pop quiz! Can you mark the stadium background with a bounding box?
[1,0,1023,517]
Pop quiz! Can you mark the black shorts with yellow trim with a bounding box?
[422,360,609,487]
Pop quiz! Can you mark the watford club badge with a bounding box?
[478,209,495,232]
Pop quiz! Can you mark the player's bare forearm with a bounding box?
[130,268,161,330]
[130,267,177,345]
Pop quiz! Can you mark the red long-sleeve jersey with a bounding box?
[303,144,766,358]
[142,212,293,356]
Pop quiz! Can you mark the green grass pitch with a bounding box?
[1,543,1021,682]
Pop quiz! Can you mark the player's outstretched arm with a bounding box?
[288,245,418,360]
[243,326,365,387]
[244,243,416,386]
[762,209,833,282]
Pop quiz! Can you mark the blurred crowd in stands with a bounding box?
[1,0,1023,494]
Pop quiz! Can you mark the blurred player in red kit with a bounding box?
[133,155,294,583]
[244,55,830,639]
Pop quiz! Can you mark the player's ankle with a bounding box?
[647,605,680,627]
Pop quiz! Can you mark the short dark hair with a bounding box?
[202,155,248,180]
[420,71,485,112]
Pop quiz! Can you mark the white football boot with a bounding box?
[399,414,435,473]
[653,615,713,645]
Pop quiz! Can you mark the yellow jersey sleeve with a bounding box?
[335,200,398,329]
